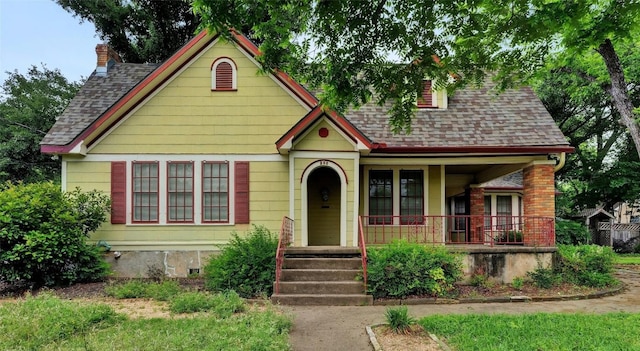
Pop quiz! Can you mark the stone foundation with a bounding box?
[449,246,556,284]
[103,250,217,278]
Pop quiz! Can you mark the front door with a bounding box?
[307,167,341,245]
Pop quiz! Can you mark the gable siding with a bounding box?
[293,119,356,151]
[89,40,309,155]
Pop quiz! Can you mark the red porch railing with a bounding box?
[275,216,294,294]
[357,216,368,292]
[360,215,555,246]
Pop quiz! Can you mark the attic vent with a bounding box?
[417,80,435,108]
[211,57,237,91]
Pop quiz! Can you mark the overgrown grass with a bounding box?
[170,290,245,317]
[615,254,640,265]
[105,280,184,300]
[0,292,291,351]
[420,313,640,350]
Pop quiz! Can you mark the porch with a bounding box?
[359,215,555,247]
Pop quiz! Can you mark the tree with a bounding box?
[56,0,199,63]
[193,0,640,154]
[535,45,640,214]
[0,66,81,183]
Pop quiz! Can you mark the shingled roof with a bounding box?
[41,63,156,146]
[344,81,569,150]
[43,35,568,153]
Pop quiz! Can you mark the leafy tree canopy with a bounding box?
[193,0,640,149]
[535,40,640,215]
[56,0,199,63]
[0,66,81,183]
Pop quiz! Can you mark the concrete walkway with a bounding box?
[284,268,640,351]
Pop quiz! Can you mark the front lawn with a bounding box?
[0,292,291,351]
[615,254,640,265]
[420,313,640,350]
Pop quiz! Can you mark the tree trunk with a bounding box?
[596,38,640,159]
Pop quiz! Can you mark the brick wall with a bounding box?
[469,187,484,243]
[523,164,555,245]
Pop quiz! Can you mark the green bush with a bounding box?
[555,220,591,245]
[556,245,616,287]
[204,225,278,298]
[366,240,463,299]
[495,230,523,244]
[527,266,561,288]
[384,306,416,334]
[0,182,110,287]
[528,245,616,288]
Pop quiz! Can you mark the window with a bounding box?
[400,170,424,224]
[202,162,229,223]
[211,57,237,91]
[484,196,491,228]
[369,170,393,224]
[496,195,512,229]
[167,162,193,223]
[112,160,247,225]
[453,196,467,231]
[417,80,434,108]
[133,162,159,222]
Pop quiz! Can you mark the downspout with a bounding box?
[553,152,566,173]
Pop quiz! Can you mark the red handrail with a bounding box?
[359,215,555,246]
[358,216,368,292]
[275,216,293,294]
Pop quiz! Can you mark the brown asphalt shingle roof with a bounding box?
[41,63,156,146]
[344,82,569,148]
[43,62,568,151]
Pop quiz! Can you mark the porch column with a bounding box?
[469,186,484,243]
[523,163,555,245]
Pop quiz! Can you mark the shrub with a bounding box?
[528,245,617,289]
[384,306,416,334]
[511,277,524,290]
[556,245,616,288]
[204,225,278,298]
[366,240,463,299]
[527,266,561,289]
[0,182,110,287]
[555,220,591,245]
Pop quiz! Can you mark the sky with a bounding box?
[0,0,99,84]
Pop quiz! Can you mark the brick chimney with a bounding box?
[95,44,122,77]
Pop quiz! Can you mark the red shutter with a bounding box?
[235,161,250,224]
[215,62,233,90]
[418,80,433,107]
[111,161,127,224]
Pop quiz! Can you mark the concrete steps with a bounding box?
[271,247,372,306]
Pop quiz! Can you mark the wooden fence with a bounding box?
[597,222,640,246]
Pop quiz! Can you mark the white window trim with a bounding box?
[211,57,237,90]
[126,159,236,225]
[364,166,428,225]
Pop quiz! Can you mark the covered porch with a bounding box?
[358,214,555,246]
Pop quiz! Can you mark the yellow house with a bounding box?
[42,31,572,278]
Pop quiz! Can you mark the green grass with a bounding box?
[420,313,640,350]
[615,254,640,265]
[0,292,291,351]
[105,279,184,300]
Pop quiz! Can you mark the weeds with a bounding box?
[385,306,416,334]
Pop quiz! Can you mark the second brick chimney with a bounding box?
[95,44,122,77]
